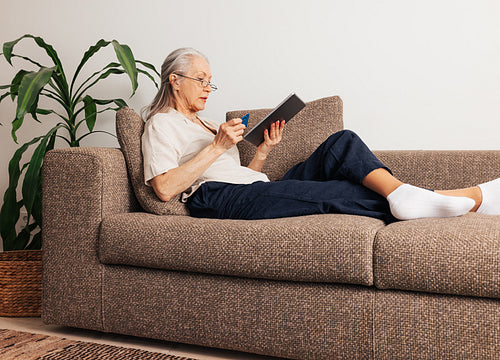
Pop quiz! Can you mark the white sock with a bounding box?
[477,178,500,215]
[387,184,475,220]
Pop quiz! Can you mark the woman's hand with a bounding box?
[256,119,285,157]
[247,120,285,172]
[211,118,246,152]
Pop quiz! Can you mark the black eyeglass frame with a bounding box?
[175,73,218,91]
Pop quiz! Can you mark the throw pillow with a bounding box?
[115,107,189,216]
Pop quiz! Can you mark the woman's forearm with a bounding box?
[247,150,268,173]
[150,143,225,201]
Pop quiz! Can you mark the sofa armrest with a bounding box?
[374,150,500,190]
[42,147,138,331]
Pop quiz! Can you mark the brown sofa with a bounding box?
[42,96,500,359]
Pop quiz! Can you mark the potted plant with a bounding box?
[0,34,159,316]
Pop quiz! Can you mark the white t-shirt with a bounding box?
[142,109,269,201]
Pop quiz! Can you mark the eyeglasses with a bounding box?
[175,73,218,91]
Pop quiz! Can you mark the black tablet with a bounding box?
[243,93,306,146]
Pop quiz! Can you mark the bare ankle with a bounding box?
[362,168,403,198]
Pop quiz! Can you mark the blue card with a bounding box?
[241,113,249,127]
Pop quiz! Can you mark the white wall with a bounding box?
[1,0,499,211]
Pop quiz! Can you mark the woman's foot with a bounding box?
[476,178,500,215]
[387,184,475,220]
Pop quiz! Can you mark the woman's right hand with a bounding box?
[212,118,246,152]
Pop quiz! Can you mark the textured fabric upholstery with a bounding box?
[101,266,498,360]
[99,213,385,285]
[374,290,499,359]
[375,150,500,190]
[116,107,189,215]
[42,147,138,331]
[102,265,375,360]
[228,95,344,181]
[374,213,500,298]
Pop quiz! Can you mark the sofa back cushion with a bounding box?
[227,95,344,181]
[115,107,189,215]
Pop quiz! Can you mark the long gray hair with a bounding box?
[142,47,209,120]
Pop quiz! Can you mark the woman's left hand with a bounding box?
[256,119,285,157]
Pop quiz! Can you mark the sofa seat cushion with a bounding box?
[374,213,500,299]
[99,213,386,285]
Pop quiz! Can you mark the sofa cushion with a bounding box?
[228,95,344,181]
[115,107,189,215]
[374,213,500,299]
[99,212,386,285]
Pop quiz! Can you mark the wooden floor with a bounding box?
[0,316,279,360]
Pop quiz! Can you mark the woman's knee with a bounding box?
[324,129,360,148]
[333,129,358,140]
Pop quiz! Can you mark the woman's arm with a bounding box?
[150,118,246,201]
[247,120,285,172]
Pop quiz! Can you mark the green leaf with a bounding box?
[89,98,127,107]
[22,125,63,220]
[26,230,42,250]
[30,35,67,83]
[8,54,44,68]
[4,35,65,78]
[30,131,55,239]
[83,95,97,132]
[112,40,138,96]
[0,136,43,250]
[3,36,25,65]
[9,35,70,103]
[138,68,159,89]
[72,62,121,103]
[113,98,128,108]
[1,91,11,103]
[12,66,56,141]
[29,92,42,122]
[0,200,22,251]
[10,69,29,100]
[136,59,160,77]
[35,108,54,115]
[77,129,117,142]
[71,39,111,92]
[75,68,125,103]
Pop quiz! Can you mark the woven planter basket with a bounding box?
[0,250,42,317]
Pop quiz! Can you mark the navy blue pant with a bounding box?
[187,130,397,223]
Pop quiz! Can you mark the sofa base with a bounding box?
[44,264,499,360]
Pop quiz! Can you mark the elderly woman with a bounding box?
[142,47,499,222]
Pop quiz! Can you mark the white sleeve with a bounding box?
[142,121,180,185]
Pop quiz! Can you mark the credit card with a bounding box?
[241,113,249,127]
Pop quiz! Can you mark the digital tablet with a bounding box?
[243,93,306,146]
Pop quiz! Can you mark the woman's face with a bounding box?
[173,56,212,114]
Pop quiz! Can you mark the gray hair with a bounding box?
[142,47,209,120]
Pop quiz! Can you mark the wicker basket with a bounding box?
[0,250,42,317]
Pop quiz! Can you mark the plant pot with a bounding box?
[0,250,42,317]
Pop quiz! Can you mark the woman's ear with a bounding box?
[169,73,180,90]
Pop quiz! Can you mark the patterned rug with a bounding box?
[0,329,197,360]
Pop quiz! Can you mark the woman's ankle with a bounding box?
[362,168,403,198]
